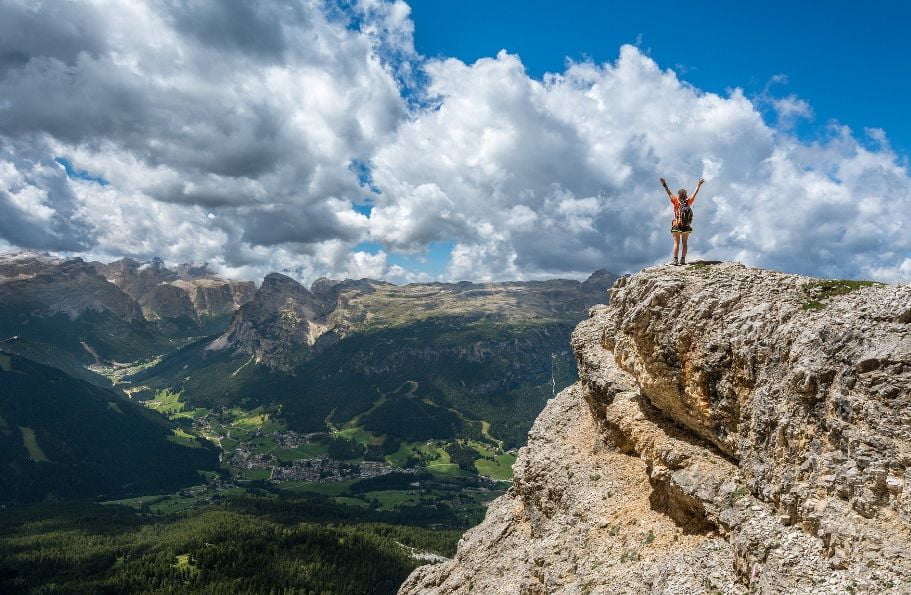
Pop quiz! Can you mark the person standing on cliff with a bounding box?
[659,177,705,265]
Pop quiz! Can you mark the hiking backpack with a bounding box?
[678,201,693,227]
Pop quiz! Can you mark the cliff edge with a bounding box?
[400,262,911,594]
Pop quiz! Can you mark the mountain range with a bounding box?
[0,251,255,365]
[0,250,616,502]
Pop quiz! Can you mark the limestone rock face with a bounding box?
[170,278,256,318]
[207,273,332,370]
[98,257,255,321]
[141,283,196,321]
[0,252,144,321]
[401,262,911,594]
[0,251,62,280]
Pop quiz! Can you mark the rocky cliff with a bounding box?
[0,252,144,321]
[206,272,334,370]
[98,257,255,322]
[401,262,911,594]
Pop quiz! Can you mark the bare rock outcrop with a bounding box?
[170,277,256,318]
[98,257,254,321]
[401,262,911,594]
[0,251,144,321]
[206,272,333,370]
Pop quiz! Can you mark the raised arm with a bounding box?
[659,177,674,200]
[689,178,705,204]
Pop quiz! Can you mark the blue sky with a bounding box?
[410,0,911,158]
[54,158,108,186]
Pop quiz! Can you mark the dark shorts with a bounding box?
[671,225,693,234]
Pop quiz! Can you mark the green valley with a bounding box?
[0,251,616,592]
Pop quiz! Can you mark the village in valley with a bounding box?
[101,382,509,520]
[208,422,400,483]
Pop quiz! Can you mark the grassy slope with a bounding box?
[0,351,219,504]
[133,317,577,448]
[0,309,178,364]
[0,337,116,390]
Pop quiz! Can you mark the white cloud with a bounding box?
[0,0,408,282]
[0,2,908,284]
[772,94,813,124]
[346,249,389,279]
[0,160,54,221]
[369,44,911,282]
[369,182,466,249]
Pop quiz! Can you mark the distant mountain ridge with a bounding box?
[0,252,166,364]
[205,268,618,372]
[96,256,255,330]
[132,267,619,447]
[0,251,255,364]
[0,252,145,322]
[0,249,619,452]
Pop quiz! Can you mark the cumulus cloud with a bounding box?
[0,0,406,280]
[0,1,908,284]
[0,143,94,251]
[370,45,911,282]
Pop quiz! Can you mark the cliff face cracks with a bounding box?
[400,262,911,594]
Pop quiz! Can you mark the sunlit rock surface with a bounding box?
[401,262,911,594]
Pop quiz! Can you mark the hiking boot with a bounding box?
[671,257,678,266]
[680,257,686,265]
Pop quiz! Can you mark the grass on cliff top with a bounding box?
[802,279,884,310]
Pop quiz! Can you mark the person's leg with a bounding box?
[672,233,680,264]
[681,233,689,263]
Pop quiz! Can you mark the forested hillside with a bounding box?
[0,351,218,503]
[0,492,463,594]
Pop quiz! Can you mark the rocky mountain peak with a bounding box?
[0,251,144,321]
[581,267,617,290]
[402,262,911,593]
[207,272,335,370]
[310,276,339,297]
[175,262,215,279]
[253,273,333,314]
[97,257,254,321]
[101,257,143,274]
[577,268,620,299]
[0,250,63,279]
[261,272,307,292]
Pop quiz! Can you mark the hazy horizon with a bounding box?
[0,247,620,286]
